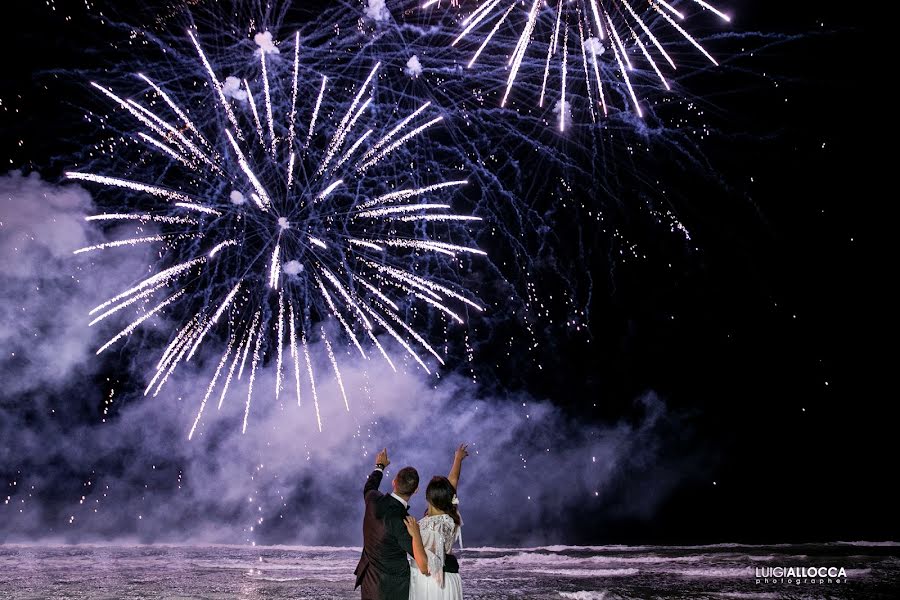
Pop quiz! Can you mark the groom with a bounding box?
[355,448,420,600]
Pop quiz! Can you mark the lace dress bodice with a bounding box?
[419,514,459,555]
[412,513,461,591]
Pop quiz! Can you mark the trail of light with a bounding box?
[361,102,430,164]
[218,330,248,410]
[174,202,221,216]
[321,326,349,411]
[367,331,396,372]
[138,133,190,166]
[302,332,322,432]
[692,0,731,21]
[86,213,197,225]
[146,315,200,396]
[209,239,237,258]
[376,299,446,365]
[606,14,642,116]
[275,290,285,401]
[617,0,676,68]
[349,239,384,251]
[365,260,482,311]
[288,303,302,407]
[188,334,235,440]
[587,0,606,39]
[188,29,243,138]
[320,269,372,330]
[658,0,685,19]
[453,0,503,46]
[260,50,277,155]
[306,75,327,146]
[332,130,372,173]
[89,257,204,316]
[287,151,296,189]
[578,20,597,123]
[268,242,281,289]
[606,11,633,69]
[317,179,343,201]
[309,236,328,249]
[89,281,167,327]
[653,5,719,65]
[397,214,482,223]
[96,289,185,355]
[156,315,200,371]
[319,98,372,174]
[355,275,399,311]
[238,311,260,380]
[501,0,540,107]
[243,314,265,434]
[186,280,242,361]
[414,291,464,324]
[560,26,568,132]
[66,172,195,203]
[467,3,515,69]
[323,64,379,172]
[225,130,272,209]
[316,277,367,358]
[89,83,173,147]
[359,180,468,210]
[539,3,563,108]
[244,79,267,147]
[371,238,487,257]
[287,32,300,153]
[591,41,608,116]
[126,99,215,168]
[137,73,209,148]
[631,27,670,90]
[356,203,451,218]
[357,300,431,373]
[359,116,443,171]
[73,235,169,255]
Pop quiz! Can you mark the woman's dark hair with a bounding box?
[425,476,460,525]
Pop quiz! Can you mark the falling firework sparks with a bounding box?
[423,0,731,124]
[69,29,485,437]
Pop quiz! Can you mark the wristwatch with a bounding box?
[375,462,386,470]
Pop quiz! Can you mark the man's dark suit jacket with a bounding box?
[354,469,414,600]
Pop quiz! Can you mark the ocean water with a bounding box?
[0,542,897,599]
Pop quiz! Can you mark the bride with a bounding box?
[404,444,469,600]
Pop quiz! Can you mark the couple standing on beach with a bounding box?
[355,444,469,600]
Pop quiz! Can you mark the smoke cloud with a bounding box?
[0,174,699,546]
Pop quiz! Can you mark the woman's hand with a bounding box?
[404,515,421,538]
[454,444,469,462]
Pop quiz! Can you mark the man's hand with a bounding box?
[454,443,469,462]
[375,448,390,469]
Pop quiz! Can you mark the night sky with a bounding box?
[0,0,889,546]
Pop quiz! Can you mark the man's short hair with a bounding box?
[395,466,419,495]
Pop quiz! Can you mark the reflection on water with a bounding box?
[0,542,897,599]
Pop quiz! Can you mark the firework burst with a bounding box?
[422,0,731,128]
[67,29,485,438]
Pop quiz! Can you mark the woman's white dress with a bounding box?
[408,514,462,600]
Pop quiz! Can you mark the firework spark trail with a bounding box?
[243,314,266,434]
[288,303,302,407]
[95,289,185,355]
[73,28,486,437]
[430,0,731,124]
[321,326,349,411]
[275,290,285,400]
[302,333,322,432]
[188,334,235,440]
